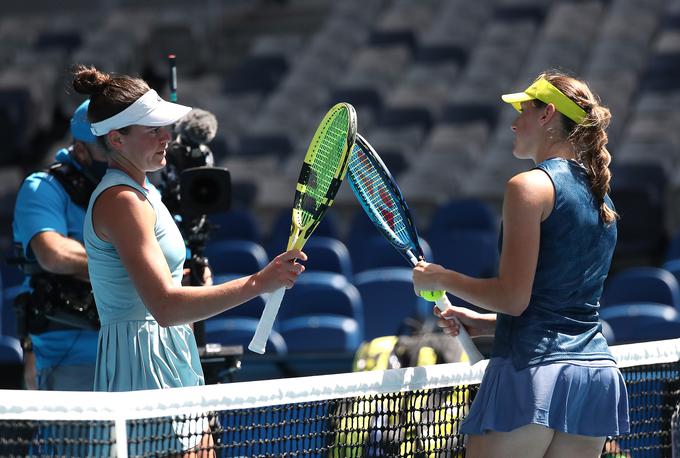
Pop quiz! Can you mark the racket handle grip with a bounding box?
[248,287,286,354]
[435,293,485,365]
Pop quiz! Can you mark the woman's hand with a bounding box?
[254,249,307,293]
[412,260,448,294]
[434,305,496,338]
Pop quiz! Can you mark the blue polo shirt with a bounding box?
[12,149,98,370]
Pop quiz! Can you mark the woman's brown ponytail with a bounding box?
[540,71,618,224]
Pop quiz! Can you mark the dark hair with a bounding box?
[71,65,150,143]
[534,70,618,224]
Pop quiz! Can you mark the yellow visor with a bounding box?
[501,77,587,124]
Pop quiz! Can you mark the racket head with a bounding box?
[347,133,424,266]
[288,102,357,250]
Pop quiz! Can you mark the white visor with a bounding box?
[90,89,192,136]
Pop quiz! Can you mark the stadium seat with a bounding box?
[0,335,22,389]
[609,162,668,265]
[601,267,680,309]
[205,240,269,277]
[204,318,287,382]
[0,87,35,163]
[348,233,434,275]
[1,261,25,337]
[223,54,290,95]
[208,209,262,243]
[277,272,364,335]
[0,335,22,364]
[278,315,362,353]
[377,106,434,133]
[236,133,294,160]
[209,276,267,320]
[204,318,286,353]
[598,303,680,344]
[301,237,353,279]
[663,259,680,285]
[354,267,431,340]
[427,230,498,278]
[599,319,616,345]
[665,232,680,263]
[346,210,434,274]
[427,198,498,235]
[267,208,341,257]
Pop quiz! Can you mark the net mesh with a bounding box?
[1,339,678,458]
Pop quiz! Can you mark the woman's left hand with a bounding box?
[412,260,448,295]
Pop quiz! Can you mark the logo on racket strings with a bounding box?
[355,150,396,230]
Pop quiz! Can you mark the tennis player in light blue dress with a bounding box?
[73,65,306,454]
[413,71,629,458]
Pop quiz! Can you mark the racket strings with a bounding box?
[298,109,350,226]
[349,149,411,247]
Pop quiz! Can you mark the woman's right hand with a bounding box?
[434,305,496,338]
[255,249,307,293]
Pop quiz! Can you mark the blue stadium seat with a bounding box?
[236,133,294,160]
[348,234,434,274]
[427,198,498,235]
[209,277,267,321]
[0,335,22,389]
[599,319,616,345]
[278,315,361,353]
[609,163,668,265]
[346,210,433,274]
[665,232,680,263]
[223,54,290,95]
[0,335,22,364]
[204,317,286,355]
[663,259,680,285]
[354,267,431,340]
[427,230,498,278]
[598,304,680,344]
[267,208,341,257]
[1,262,25,337]
[204,318,287,382]
[601,267,680,309]
[205,240,269,277]
[302,237,353,279]
[0,88,34,163]
[208,209,262,243]
[277,273,364,335]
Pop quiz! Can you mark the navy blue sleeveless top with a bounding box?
[492,158,617,369]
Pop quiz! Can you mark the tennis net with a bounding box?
[0,338,679,457]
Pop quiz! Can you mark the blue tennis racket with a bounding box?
[347,133,483,364]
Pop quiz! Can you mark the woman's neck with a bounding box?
[535,138,576,164]
[110,154,147,187]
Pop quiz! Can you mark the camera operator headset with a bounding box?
[11,99,107,390]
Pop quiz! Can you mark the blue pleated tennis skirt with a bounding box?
[461,357,630,437]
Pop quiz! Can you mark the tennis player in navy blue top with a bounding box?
[412,71,629,457]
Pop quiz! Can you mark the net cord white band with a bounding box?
[0,338,678,422]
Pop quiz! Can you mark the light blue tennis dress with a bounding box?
[84,168,204,392]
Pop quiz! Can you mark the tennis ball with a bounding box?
[420,290,443,302]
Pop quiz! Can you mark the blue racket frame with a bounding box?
[347,133,424,267]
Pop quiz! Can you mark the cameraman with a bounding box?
[12,100,107,391]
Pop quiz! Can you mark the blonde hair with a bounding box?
[536,70,618,224]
